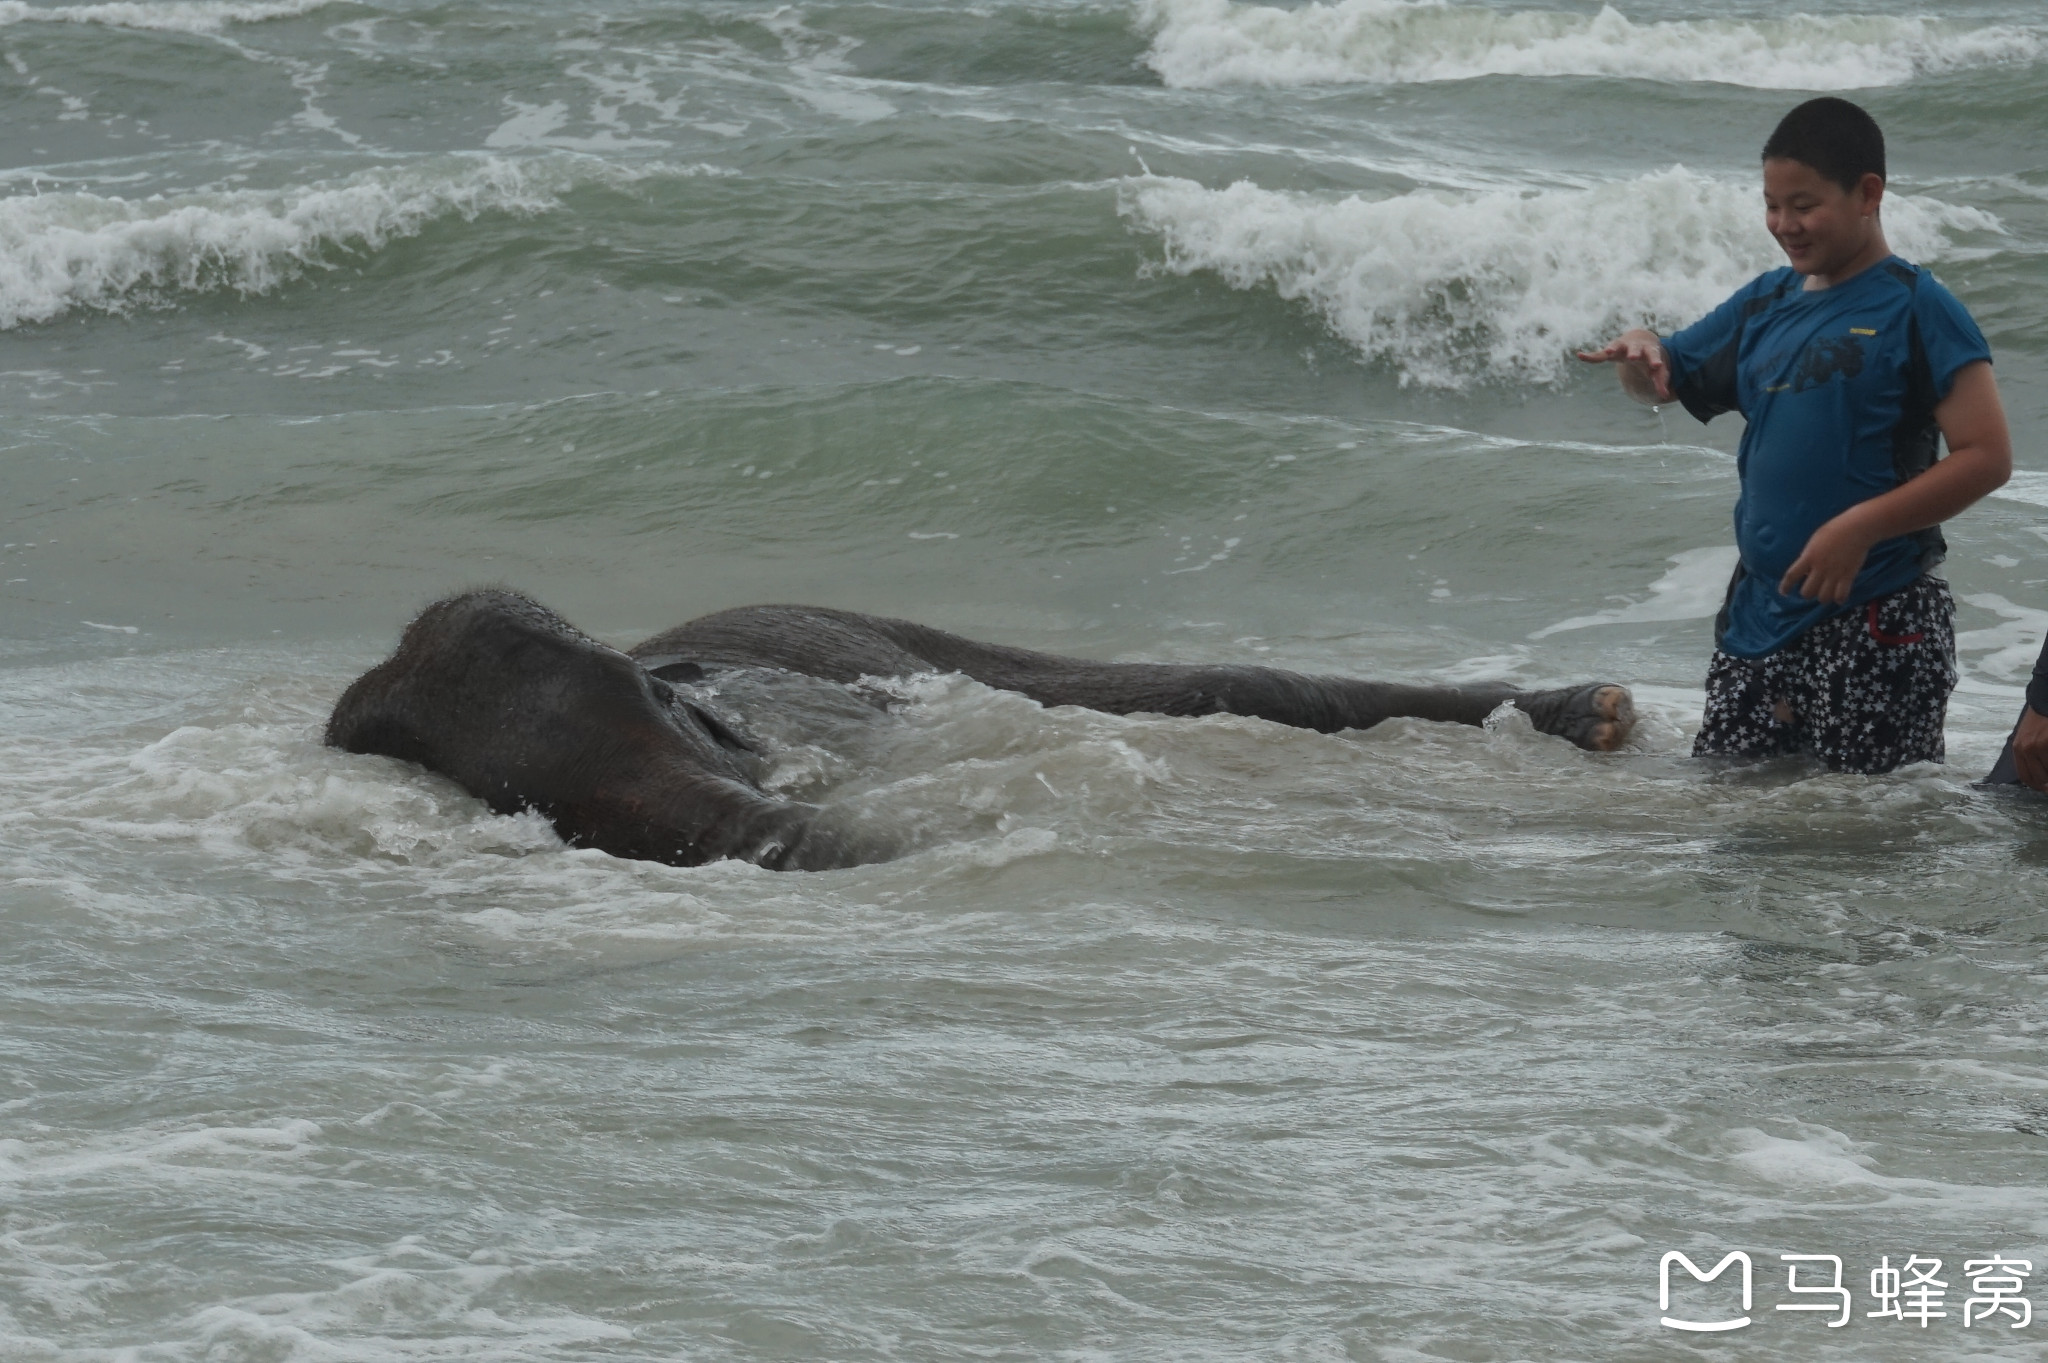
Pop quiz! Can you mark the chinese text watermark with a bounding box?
[1660,1251,2032,1332]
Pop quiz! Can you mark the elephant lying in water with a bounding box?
[325,589,1636,870]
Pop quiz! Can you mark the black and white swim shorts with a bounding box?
[1693,575,1957,776]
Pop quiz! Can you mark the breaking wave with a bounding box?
[1137,0,2047,90]
[1119,165,2003,387]
[0,157,602,329]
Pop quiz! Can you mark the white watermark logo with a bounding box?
[1965,1258,2034,1329]
[1868,1255,1945,1326]
[1659,1252,2032,1332]
[1660,1251,1751,1332]
[1776,1254,1849,1327]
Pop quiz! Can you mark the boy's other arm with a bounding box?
[1575,328,1672,404]
[1778,360,2013,604]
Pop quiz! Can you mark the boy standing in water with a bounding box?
[1579,97,2011,774]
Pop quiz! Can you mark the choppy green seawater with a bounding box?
[4,0,2048,1357]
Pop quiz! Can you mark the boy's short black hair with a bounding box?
[1762,97,1885,191]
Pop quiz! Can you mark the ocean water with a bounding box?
[4,0,2048,1357]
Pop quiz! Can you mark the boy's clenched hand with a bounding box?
[1782,360,2011,606]
[1780,514,1877,604]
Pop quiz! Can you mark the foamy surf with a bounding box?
[1137,0,2048,90]
[1119,166,2004,386]
[5,0,2047,1352]
[0,156,604,329]
[0,0,331,34]
[1532,546,1739,639]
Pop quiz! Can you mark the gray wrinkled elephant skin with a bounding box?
[327,590,1634,870]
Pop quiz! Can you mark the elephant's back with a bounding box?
[626,605,1342,727]
[630,604,1014,683]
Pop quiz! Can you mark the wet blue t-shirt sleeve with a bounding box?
[1913,274,1992,398]
[1661,271,1788,424]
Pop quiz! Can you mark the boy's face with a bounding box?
[1762,157,1884,278]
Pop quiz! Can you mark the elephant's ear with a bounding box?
[683,701,760,756]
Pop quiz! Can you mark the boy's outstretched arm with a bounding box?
[1779,360,2013,604]
[1576,328,1672,404]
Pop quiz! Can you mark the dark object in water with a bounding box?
[1981,707,2029,788]
[327,589,1636,870]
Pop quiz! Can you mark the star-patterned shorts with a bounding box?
[1693,576,1957,775]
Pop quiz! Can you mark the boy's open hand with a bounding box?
[1575,329,1673,404]
[1779,514,1875,604]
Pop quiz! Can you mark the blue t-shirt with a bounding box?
[1663,257,1990,658]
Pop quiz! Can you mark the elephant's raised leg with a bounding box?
[1190,675,1635,751]
[1507,683,1636,753]
[630,606,1636,752]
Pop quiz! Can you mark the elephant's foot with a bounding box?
[1512,683,1635,752]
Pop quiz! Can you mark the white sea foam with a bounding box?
[0,0,330,34]
[0,158,588,329]
[1955,592,2048,685]
[1138,0,2047,90]
[1992,469,2048,511]
[0,1117,325,1188]
[0,657,1110,958]
[1119,166,2003,387]
[1722,1124,1891,1189]
[1531,546,1738,638]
